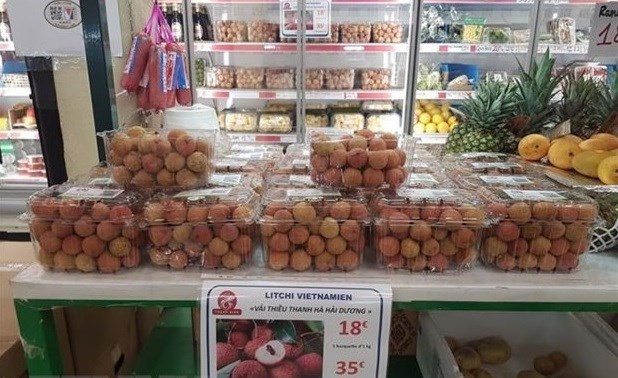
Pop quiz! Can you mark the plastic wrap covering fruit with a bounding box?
[216,20,248,42]
[235,68,265,89]
[371,188,486,272]
[340,23,371,43]
[222,109,259,132]
[258,112,293,133]
[208,172,265,195]
[214,156,272,174]
[247,21,279,42]
[25,184,145,273]
[205,66,235,88]
[265,68,295,89]
[309,130,410,189]
[143,187,259,270]
[305,69,324,90]
[480,187,599,273]
[305,111,329,128]
[359,69,392,90]
[404,171,456,189]
[267,174,318,189]
[324,69,355,90]
[259,188,370,272]
[366,112,401,134]
[100,127,215,190]
[371,22,404,43]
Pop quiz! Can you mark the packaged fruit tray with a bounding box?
[259,188,370,272]
[100,127,215,190]
[143,187,259,270]
[371,188,487,272]
[417,311,618,378]
[25,184,144,273]
[480,188,598,273]
[455,174,560,191]
[404,171,455,189]
[309,130,411,189]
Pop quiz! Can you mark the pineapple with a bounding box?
[591,72,618,135]
[555,72,602,139]
[444,81,517,153]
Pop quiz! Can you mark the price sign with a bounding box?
[202,281,392,378]
[589,2,618,57]
[280,0,331,38]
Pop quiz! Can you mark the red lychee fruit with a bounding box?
[290,249,312,271]
[542,220,566,239]
[82,235,105,258]
[148,225,173,247]
[427,253,450,272]
[532,202,558,220]
[377,236,400,257]
[296,352,323,376]
[342,167,363,188]
[495,254,517,271]
[268,360,301,378]
[109,205,133,224]
[409,221,432,241]
[496,221,520,242]
[487,202,508,218]
[508,238,529,257]
[59,200,85,221]
[268,252,290,270]
[507,202,532,224]
[556,253,579,271]
[62,235,83,255]
[51,220,74,238]
[577,204,598,221]
[97,252,122,273]
[362,168,385,188]
[231,360,267,378]
[538,253,557,272]
[329,148,348,168]
[217,342,240,369]
[557,205,579,222]
[385,167,406,189]
[306,235,326,256]
[74,216,96,237]
[347,148,368,169]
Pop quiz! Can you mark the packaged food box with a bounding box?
[258,112,293,133]
[359,69,392,90]
[25,184,144,273]
[305,69,324,90]
[324,69,355,90]
[101,127,215,190]
[235,68,265,89]
[480,187,598,273]
[340,23,372,43]
[331,111,365,131]
[366,112,401,133]
[309,130,409,189]
[547,17,576,45]
[205,66,235,88]
[259,188,370,272]
[222,109,259,132]
[372,188,486,272]
[361,101,395,112]
[265,68,295,89]
[143,187,259,270]
[216,20,248,42]
[305,111,329,128]
[214,148,282,173]
[483,26,512,44]
[247,21,279,42]
[265,101,296,112]
[209,172,265,195]
[371,22,404,43]
[462,17,486,43]
[266,174,317,188]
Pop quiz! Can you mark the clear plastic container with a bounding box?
[205,66,235,88]
[100,127,215,190]
[235,68,264,89]
[361,101,395,112]
[479,187,599,273]
[308,24,339,43]
[247,21,279,42]
[265,101,296,112]
[359,69,391,90]
[26,183,144,273]
[209,172,265,195]
[143,187,259,270]
[258,112,293,133]
[371,22,404,43]
[265,68,295,89]
[305,69,324,90]
[405,171,454,189]
[305,111,329,128]
[273,153,310,174]
[259,188,370,272]
[372,188,487,272]
[366,112,401,134]
[331,112,365,131]
[309,131,409,189]
[455,174,559,191]
[324,69,355,90]
[222,109,259,132]
[340,23,372,43]
[482,27,512,44]
[216,20,248,42]
[267,174,317,188]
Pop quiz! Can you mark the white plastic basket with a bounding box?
[589,219,618,253]
[417,311,618,378]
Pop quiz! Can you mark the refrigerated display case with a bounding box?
[190,0,418,143]
[413,0,538,142]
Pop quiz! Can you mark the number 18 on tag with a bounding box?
[589,2,618,57]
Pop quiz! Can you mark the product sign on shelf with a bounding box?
[201,281,392,378]
[588,2,618,57]
[280,0,331,38]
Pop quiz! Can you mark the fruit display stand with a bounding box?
[10,252,618,376]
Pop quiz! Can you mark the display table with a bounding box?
[11,253,618,376]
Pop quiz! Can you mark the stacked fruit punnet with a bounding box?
[259,189,370,272]
[103,126,215,189]
[480,187,598,272]
[143,187,258,270]
[412,100,459,134]
[518,133,618,185]
[309,129,408,189]
[26,185,144,273]
[371,188,486,272]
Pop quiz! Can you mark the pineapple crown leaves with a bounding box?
[459,80,517,130]
[511,49,566,134]
[557,71,600,122]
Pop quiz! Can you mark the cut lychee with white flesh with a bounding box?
[255,340,286,366]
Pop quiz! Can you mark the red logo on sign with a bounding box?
[213,290,242,315]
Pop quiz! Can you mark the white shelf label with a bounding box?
[287,188,341,200]
[503,189,566,201]
[397,188,455,199]
[201,281,392,378]
[407,173,439,184]
[479,175,534,185]
[209,174,243,186]
[215,159,249,169]
[174,187,232,199]
[235,152,265,160]
[289,174,315,186]
[470,162,522,169]
[292,158,310,167]
[60,187,123,199]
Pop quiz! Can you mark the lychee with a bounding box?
[97,252,122,273]
[330,201,351,220]
[347,148,368,169]
[532,202,558,220]
[348,136,368,150]
[30,198,59,218]
[268,252,290,270]
[433,228,449,241]
[82,235,106,257]
[340,220,361,242]
[51,220,74,238]
[96,220,122,242]
[421,238,440,257]
[176,168,199,187]
[217,342,240,370]
[378,236,400,257]
[268,360,301,378]
[149,247,170,266]
[362,168,385,188]
[164,152,186,172]
[496,221,520,242]
[542,220,566,239]
[529,236,551,256]
[222,252,242,269]
[290,249,312,271]
[314,252,335,271]
[112,166,133,186]
[209,203,231,221]
[326,236,347,256]
[219,224,240,242]
[322,168,343,186]
[58,200,85,221]
[306,235,326,256]
[169,250,188,269]
[30,219,51,239]
[517,253,538,270]
[420,206,442,221]
[385,150,401,169]
[482,236,508,261]
[385,168,406,189]
[548,237,570,256]
[329,148,348,168]
[292,202,317,224]
[273,209,294,233]
[319,217,339,239]
[231,235,252,257]
[75,253,97,273]
[53,251,76,270]
[487,202,508,218]
[409,221,432,241]
[38,231,62,253]
[565,222,589,241]
[156,169,175,186]
[123,151,142,172]
[74,216,96,237]
[109,205,133,224]
[268,233,290,253]
[289,226,310,245]
[310,154,328,173]
[508,238,529,257]
[450,228,476,248]
[166,202,188,224]
[186,151,208,173]
[495,254,517,271]
[109,236,132,257]
[342,168,363,188]
[538,253,557,271]
[427,253,450,272]
[230,360,267,378]
[439,238,459,256]
[141,153,164,174]
[557,205,579,222]
[577,203,598,221]
[569,239,588,254]
[507,202,532,224]
[149,225,173,246]
[62,235,83,255]
[209,237,230,256]
[202,251,222,269]
[191,224,213,245]
[122,247,141,268]
[296,352,323,376]
[187,206,209,223]
[520,223,542,240]
[131,169,155,187]
[409,255,427,271]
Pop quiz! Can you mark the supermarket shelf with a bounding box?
[0,87,31,97]
[424,0,535,4]
[227,132,297,144]
[538,43,588,55]
[197,88,406,100]
[11,253,618,310]
[0,41,14,51]
[1,175,47,185]
[420,43,528,54]
[0,129,39,140]
[195,0,410,4]
[416,90,474,100]
[195,42,409,53]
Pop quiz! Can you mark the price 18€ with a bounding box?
[596,22,618,47]
[339,320,368,336]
